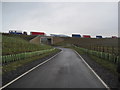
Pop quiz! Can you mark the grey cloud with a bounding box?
[2,2,118,37]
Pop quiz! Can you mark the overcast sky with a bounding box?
[2,2,118,37]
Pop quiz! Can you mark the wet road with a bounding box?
[6,48,106,88]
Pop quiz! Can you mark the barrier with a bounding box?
[74,46,119,64]
[2,48,55,64]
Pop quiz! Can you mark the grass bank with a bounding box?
[2,35,52,55]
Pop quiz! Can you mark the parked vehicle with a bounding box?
[50,34,59,37]
[83,35,91,38]
[72,34,81,37]
[112,36,117,38]
[30,32,45,35]
[50,34,69,37]
[9,30,22,35]
[96,35,102,38]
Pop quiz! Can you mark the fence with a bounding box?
[74,44,118,56]
[74,46,120,64]
[1,48,55,64]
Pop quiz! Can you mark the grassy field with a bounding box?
[2,35,52,55]
[58,37,119,55]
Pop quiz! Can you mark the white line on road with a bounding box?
[74,50,110,90]
[1,51,62,89]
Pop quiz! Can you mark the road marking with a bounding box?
[74,50,110,90]
[1,51,62,89]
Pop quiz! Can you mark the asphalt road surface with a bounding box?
[6,48,106,88]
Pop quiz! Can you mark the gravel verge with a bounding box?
[2,50,61,86]
[80,54,119,89]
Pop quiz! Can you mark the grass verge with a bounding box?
[88,54,117,75]
[65,46,117,75]
[2,49,60,74]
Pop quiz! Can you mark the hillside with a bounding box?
[2,34,52,55]
[2,33,37,41]
[54,37,119,55]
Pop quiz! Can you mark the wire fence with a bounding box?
[1,48,55,64]
[74,46,120,64]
